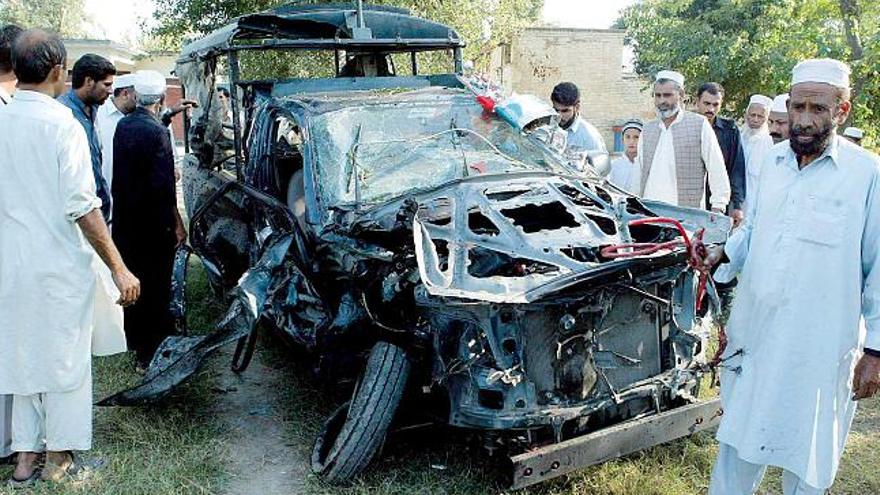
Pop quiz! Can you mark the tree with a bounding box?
[0,0,90,38]
[617,0,880,147]
[149,0,543,71]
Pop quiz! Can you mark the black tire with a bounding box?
[311,341,411,484]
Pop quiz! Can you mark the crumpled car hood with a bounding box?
[410,174,729,303]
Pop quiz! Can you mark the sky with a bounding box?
[84,0,639,44]
[542,0,638,29]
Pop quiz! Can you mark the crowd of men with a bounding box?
[0,27,189,485]
[0,21,879,495]
[552,60,880,494]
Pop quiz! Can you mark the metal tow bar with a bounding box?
[508,398,723,490]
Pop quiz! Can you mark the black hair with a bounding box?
[697,82,725,99]
[218,87,230,98]
[0,24,24,73]
[11,29,67,84]
[71,53,116,89]
[551,82,580,106]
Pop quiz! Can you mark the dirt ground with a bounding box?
[211,345,310,495]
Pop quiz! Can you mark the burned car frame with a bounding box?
[101,3,729,489]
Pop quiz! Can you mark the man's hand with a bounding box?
[698,244,725,272]
[731,208,744,228]
[112,268,141,307]
[852,353,880,400]
[171,99,198,114]
[175,222,187,246]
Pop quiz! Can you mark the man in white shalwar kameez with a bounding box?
[740,94,774,162]
[704,58,880,494]
[0,22,24,467]
[740,95,775,209]
[0,30,140,485]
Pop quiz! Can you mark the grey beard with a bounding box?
[656,105,680,120]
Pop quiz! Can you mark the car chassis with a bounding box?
[100,3,729,489]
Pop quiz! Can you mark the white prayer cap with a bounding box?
[655,70,685,88]
[748,94,773,109]
[791,58,851,88]
[112,73,136,91]
[770,93,789,113]
[843,127,863,140]
[621,119,643,133]
[133,70,167,96]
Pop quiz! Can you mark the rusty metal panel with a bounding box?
[509,399,723,490]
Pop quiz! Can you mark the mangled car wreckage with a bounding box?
[101,3,730,488]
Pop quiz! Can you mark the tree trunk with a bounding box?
[839,0,864,127]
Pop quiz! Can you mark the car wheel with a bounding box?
[311,341,411,484]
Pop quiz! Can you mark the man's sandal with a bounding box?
[41,451,106,483]
[7,468,41,489]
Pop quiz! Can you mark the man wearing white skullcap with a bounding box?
[704,57,880,495]
[96,73,137,213]
[740,94,773,160]
[739,94,775,208]
[842,126,863,145]
[112,70,187,371]
[608,119,642,193]
[637,70,731,214]
[768,93,790,144]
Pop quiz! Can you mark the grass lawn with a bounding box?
[1,261,878,494]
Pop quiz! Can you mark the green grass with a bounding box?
[0,261,228,495]
[2,261,877,494]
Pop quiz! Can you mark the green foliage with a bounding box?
[619,0,880,147]
[0,0,89,37]
[150,0,543,71]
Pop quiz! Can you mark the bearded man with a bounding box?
[637,70,731,213]
[550,81,607,154]
[740,94,774,165]
[58,54,116,223]
[704,58,880,495]
[768,93,791,144]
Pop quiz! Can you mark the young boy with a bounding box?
[609,119,642,193]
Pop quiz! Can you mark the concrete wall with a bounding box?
[490,27,655,150]
[134,53,178,77]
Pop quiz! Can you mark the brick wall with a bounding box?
[164,78,184,143]
[490,28,655,150]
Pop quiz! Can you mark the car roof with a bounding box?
[178,3,465,62]
[275,85,475,116]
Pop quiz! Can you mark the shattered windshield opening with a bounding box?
[310,95,565,205]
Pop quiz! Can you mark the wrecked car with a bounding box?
[101,3,729,489]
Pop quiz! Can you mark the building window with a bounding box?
[611,125,623,153]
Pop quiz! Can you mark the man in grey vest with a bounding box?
[637,70,731,213]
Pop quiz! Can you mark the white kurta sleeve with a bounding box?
[860,164,880,351]
[634,132,645,193]
[713,150,765,284]
[701,119,731,210]
[59,123,102,222]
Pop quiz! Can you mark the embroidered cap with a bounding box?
[621,119,643,134]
